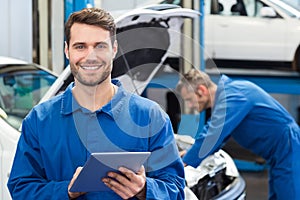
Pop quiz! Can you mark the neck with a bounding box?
[72,80,116,112]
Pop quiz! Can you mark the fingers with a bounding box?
[179,150,187,157]
[103,176,134,199]
[102,166,146,199]
[68,167,86,199]
[74,167,83,176]
[69,167,82,188]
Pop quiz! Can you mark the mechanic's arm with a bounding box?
[183,89,252,167]
[144,118,185,200]
[7,116,71,200]
[144,157,185,200]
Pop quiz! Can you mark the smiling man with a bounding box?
[7,8,185,200]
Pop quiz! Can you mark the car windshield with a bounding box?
[269,0,300,18]
[0,64,56,129]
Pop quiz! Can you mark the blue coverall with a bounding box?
[183,75,300,200]
[7,80,185,200]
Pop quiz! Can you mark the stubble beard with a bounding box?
[71,62,112,87]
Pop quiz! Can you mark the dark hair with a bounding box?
[65,8,116,46]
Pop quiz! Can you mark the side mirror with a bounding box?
[260,7,277,18]
[0,107,8,119]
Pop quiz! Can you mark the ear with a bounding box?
[197,85,209,96]
[64,41,69,59]
[112,40,118,59]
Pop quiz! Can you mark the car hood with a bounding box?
[0,56,27,65]
[112,4,200,94]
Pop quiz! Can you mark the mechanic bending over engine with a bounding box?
[176,68,300,200]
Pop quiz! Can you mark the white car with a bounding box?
[124,0,300,71]
[0,56,57,200]
[205,0,300,71]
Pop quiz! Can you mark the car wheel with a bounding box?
[292,46,300,72]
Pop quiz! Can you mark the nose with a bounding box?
[86,47,97,60]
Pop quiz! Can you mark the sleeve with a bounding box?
[143,105,185,200]
[183,84,254,168]
[7,110,70,200]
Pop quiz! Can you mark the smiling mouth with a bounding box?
[80,64,103,70]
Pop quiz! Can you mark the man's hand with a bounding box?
[102,165,146,200]
[179,150,187,157]
[68,167,86,199]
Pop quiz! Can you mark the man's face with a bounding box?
[65,23,117,87]
[180,86,210,113]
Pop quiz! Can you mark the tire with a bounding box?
[292,47,300,72]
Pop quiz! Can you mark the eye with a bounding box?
[96,43,107,49]
[74,44,85,49]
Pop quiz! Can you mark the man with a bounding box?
[7,8,185,199]
[176,68,300,200]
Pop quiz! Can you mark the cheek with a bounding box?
[196,99,205,108]
[89,50,113,62]
[190,100,198,108]
[102,51,115,61]
[68,50,83,63]
[193,96,200,104]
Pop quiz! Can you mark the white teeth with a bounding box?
[81,65,101,70]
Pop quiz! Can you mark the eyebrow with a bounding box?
[71,42,85,47]
[71,41,109,47]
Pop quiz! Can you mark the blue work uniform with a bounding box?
[183,75,300,200]
[7,80,185,200]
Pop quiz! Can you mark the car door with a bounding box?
[0,117,19,200]
[206,0,286,63]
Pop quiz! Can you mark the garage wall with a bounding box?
[96,0,146,11]
[0,0,32,62]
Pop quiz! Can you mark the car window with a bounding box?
[210,0,278,18]
[244,0,264,17]
[270,0,299,17]
[160,0,180,5]
[0,64,56,129]
[216,0,243,16]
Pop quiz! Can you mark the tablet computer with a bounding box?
[69,152,151,192]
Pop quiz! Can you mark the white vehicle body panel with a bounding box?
[205,0,300,63]
[0,119,19,200]
[126,0,300,68]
